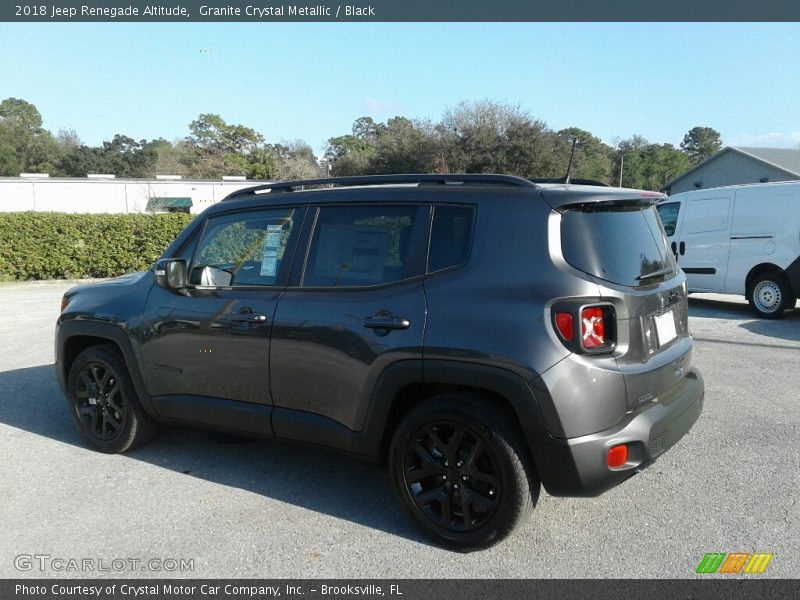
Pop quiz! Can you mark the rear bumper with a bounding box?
[532,368,704,497]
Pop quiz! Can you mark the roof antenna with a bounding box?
[564,137,578,185]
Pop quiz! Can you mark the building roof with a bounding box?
[734,146,800,175]
[661,146,800,191]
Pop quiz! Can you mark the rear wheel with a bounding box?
[67,344,156,453]
[389,393,538,550]
[748,272,792,319]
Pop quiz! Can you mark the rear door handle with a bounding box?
[679,241,686,255]
[363,316,410,330]
[232,312,267,323]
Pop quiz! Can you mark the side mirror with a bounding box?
[155,259,187,291]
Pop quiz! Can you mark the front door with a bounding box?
[140,206,304,404]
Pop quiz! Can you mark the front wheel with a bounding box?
[748,273,792,319]
[66,344,156,453]
[389,393,539,550]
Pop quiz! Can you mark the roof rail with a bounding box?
[530,177,610,187]
[222,173,536,201]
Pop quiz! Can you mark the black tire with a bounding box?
[66,344,157,453]
[389,393,539,550]
[748,272,792,319]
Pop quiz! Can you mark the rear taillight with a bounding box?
[552,302,615,353]
[555,312,574,340]
[581,306,605,349]
[60,296,70,313]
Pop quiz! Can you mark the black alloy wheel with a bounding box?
[67,344,156,453]
[73,362,127,442]
[403,421,501,533]
[390,393,538,550]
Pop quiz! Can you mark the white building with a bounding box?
[0,174,269,214]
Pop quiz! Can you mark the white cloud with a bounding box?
[727,131,800,148]
[362,96,403,116]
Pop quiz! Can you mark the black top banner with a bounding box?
[3,0,800,22]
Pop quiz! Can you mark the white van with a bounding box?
[657,181,800,318]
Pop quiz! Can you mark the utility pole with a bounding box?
[564,137,578,184]
[618,151,625,187]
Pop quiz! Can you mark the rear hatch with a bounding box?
[550,189,693,414]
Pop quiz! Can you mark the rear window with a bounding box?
[561,204,677,287]
[427,205,474,273]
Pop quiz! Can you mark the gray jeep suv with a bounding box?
[55,174,704,549]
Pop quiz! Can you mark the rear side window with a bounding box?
[427,205,474,273]
[561,204,677,287]
[684,196,731,234]
[303,205,422,287]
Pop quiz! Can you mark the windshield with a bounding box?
[561,204,677,287]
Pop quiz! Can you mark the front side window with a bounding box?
[303,205,422,287]
[190,208,297,287]
[655,202,680,237]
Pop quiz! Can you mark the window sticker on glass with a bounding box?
[265,224,283,249]
[260,224,284,276]
[260,256,278,277]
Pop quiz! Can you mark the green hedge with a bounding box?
[0,212,194,280]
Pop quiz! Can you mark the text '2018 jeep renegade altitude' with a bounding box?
[55,174,704,550]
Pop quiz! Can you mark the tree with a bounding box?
[641,143,690,190]
[188,113,264,155]
[0,97,60,175]
[325,116,383,176]
[611,136,691,190]
[270,140,319,180]
[55,134,161,178]
[681,126,722,165]
[556,127,614,183]
[185,113,270,178]
[351,116,384,143]
[439,100,559,178]
[0,97,43,130]
[370,117,437,174]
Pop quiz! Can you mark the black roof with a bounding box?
[221,174,536,202]
[209,173,660,215]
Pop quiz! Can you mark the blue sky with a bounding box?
[2,23,800,154]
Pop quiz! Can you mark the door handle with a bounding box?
[232,312,267,323]
[363,316,410,330]
[679,241,686,256]
[670,241,678,255]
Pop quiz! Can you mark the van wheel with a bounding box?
[748,273,791,319]
[389,393,538,550]
[67,344,157,453]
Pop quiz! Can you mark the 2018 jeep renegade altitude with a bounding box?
[55,174,704,549]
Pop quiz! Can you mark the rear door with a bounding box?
[560,201,692,415]
[269,203,429,435]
